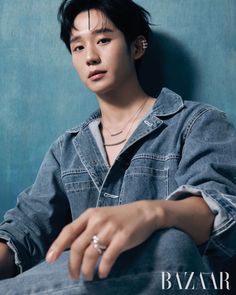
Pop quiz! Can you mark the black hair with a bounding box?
[57,0,152,54]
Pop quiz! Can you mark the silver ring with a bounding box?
[91,235,107,255]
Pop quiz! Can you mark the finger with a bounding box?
[98,233,126,279]
[80,243,101,281]
[69,229,109,280]
[68,230,94,280]
[80,225,118,281]
[46,215,87,263]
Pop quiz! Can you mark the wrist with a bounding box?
[140,200,170,231]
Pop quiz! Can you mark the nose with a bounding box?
[86,45,101,66]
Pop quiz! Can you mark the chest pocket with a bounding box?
[120,160,169,204]
[62,170,98,219]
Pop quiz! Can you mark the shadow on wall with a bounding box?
[139,31,198,100]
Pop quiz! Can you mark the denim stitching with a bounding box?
[183,108,214,140]
[132,153,180,161]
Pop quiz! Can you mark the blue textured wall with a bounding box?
[1,0,236,219]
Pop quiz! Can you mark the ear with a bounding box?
[132,35,148,60]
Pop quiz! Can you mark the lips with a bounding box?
[88,70,107,79]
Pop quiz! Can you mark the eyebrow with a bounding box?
[70,28,114,44]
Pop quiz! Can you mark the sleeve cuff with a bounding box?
[166,184,234,236]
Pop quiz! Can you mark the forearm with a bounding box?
[0,241,17,279]
[147,196,215,245]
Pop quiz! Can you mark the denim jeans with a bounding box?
[0,228,216,295]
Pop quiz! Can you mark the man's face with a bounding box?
[70,9,136,96]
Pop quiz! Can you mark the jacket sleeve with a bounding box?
[0,136,72,272]
[168,107,236,261]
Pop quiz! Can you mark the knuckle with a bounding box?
[102,254,114,266]
[63,223,72,231]
[61,224,72,236]
[71,242,83,255]
[86,207,96,216]
[81,265,91,278]
[107,219,117,229]
[84,247,97,260]
[120,230,130,243]
[89,215,103,227]
[112,234,128,254]
[70,221,80,232]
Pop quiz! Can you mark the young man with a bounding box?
[0,0,235,294]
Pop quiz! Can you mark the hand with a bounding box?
[46,200,161,281]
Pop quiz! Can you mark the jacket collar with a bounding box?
[67,88,184,134]
[152,88,184,117]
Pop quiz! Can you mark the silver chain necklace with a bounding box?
[102,99,148,147]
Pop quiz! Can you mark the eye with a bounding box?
[73,45,84,52]
[98,38,111,45]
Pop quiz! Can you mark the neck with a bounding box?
[96,77,152,125]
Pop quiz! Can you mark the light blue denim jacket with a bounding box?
[0,88,236,273]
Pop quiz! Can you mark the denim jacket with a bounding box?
[0,88,236,272]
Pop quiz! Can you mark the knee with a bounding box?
[147,228,206,271]
[153,228,197,255]
[108,228,207,279]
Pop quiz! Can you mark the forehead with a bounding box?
[71,9,116,37]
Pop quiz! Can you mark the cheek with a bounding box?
[72,58,84,78]
[107,50,129,71]
[72,57,79,71]
[111,53,133,77]
[112,46,133,69]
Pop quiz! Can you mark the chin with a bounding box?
[87,82,114,96]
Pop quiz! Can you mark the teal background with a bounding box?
[0,0,236,219]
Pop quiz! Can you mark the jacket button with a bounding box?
[144,120,153,127]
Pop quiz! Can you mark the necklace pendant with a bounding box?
[111,130,123,136]
[104,138,126,147]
